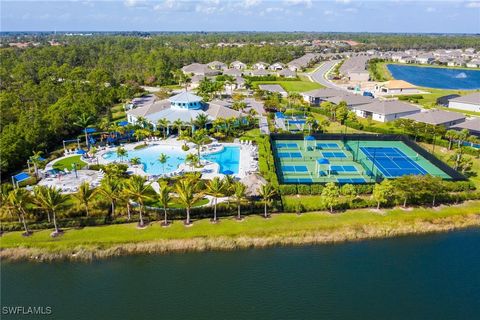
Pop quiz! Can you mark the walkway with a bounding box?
[259,116,270,135]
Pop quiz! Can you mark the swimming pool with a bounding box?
[102,145,240,175]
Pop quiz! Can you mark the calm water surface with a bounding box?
[2,229,480,320]
[387,64,480,90]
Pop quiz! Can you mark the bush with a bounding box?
[279,184,297,195]
[297,184,311,195]
[181,144,190,151]
[310,184,324,195]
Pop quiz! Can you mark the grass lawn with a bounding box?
[52,155,87,171]
[1,201,479,251]
[252,80,323,93]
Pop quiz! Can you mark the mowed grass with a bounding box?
[52,155,87,171]
[252,80,323,93]
[1,201,479,251]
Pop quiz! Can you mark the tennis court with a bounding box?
[360,147,427,178]
[317,143,340,149]
[322,151,347,159]
[278,152,303,159]
[273,137,453,184]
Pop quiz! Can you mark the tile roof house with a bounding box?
[403,109,466,127]
[449,118,480,136]
[375,80,418,94]
[207,61,227,70]
[302,88,346,105]
[269,62,285,71]
[352,100,421,123]
[325,94,374,108]
[182,63,220,76]
[277,69,296,78]
[230,61,247,70]
[258,84,288,97]
[448,92,480,113]
[252,62,269,70]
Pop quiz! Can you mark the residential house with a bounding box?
[375,80,418,95]
[352,100,420,122]
[302,88,345,105]
[182,63,219,76]
[230,61,247,70]
[277,69,296,78]
[252,62,269,70]
[448,93,480,112]
[207,61,227,70]
[269,62,285,71]
[403,109,466,127]
[466,59,480,68]
[258,84,288,97]
[450,118,480,136]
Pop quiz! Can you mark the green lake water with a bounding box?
[2,229,480,319]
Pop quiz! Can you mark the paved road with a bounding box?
[259,116,270,135]
[309,60,347,91]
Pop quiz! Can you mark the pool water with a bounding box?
[387,64,480,90]
[203,146,240,174]
[103,145,240,175]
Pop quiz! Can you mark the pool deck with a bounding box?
[95,137,257,180]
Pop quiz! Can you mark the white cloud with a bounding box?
[465,1,480,8]
[426,7,436,12]
[124,0,145,7]
[284,0,312,8]
[154,0,194,12]
[335,0,351,4]
[242,0,262,8]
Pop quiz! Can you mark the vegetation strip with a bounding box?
[1,201,479,262]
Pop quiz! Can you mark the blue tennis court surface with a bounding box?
[276,143,298,149]
[317,143,339,149]
[360,147,427,177]
[322,151,346,158]
[281,165,308,173]
[278,152,302,158]
[337,178,366,184]
[289,120,306,124]
[283,178,313,183]
[330,165,357,172]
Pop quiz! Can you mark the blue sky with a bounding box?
[1,0,479,33]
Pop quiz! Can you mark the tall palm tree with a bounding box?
[157,182,171,226]
[158,153,169,173]
[73,182,96,216]
[98,177,121,217]
[258,184,276,219]
[36,186,67,236]
[173,119,183,134]
[187,129,209,160]
[205,177,225,223]
[116,147,128,162]
[74,113,94,149]
[193,114,209,130]
[29,151,44,178]
[185,153,199,169]
[124,175,154,227]
[0,184,14,219]
[32,185,51,222]
[231,181,247,220]
[157,118,170,139]
[175,178,202,225]
[7,188,32,235]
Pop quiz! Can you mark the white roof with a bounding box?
[146,108,211,124]
[168,91,203,104]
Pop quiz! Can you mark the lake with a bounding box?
[2,229,480,320]
[387,64,480,90]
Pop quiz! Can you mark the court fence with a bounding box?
[270,133,466,183]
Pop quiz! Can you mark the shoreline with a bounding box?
[1,209,479,263]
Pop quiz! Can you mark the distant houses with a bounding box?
[182,63,219,76]
[258,84,288,97]
[230,61,247,70]
[287,53,319,71]
[339,56,370,81]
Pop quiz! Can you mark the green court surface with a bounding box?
[273,139,451,184]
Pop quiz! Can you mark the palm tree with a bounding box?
[35,186,67,236]
[135,116,149,128]
[29,151,44,178]
[185,153,199,169]
[231,181,246,220]
[133,128,150,142]
[157,182,171,226]
[98,177,121,217]
[32,185,51,222]
[7,188,32,235]
[205,177,225,223]
[158,153,169,173]
[124,175,154,227]
[130,157,141,166]
[116,147,128,162]
[72,182,96,216]
[187,129,209,160]
[74,113,94,149]
[175,178,202,225]
[193,114,209,130]
[157,118,170,139]
[258,184,276,219]
[173,119,183,134]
